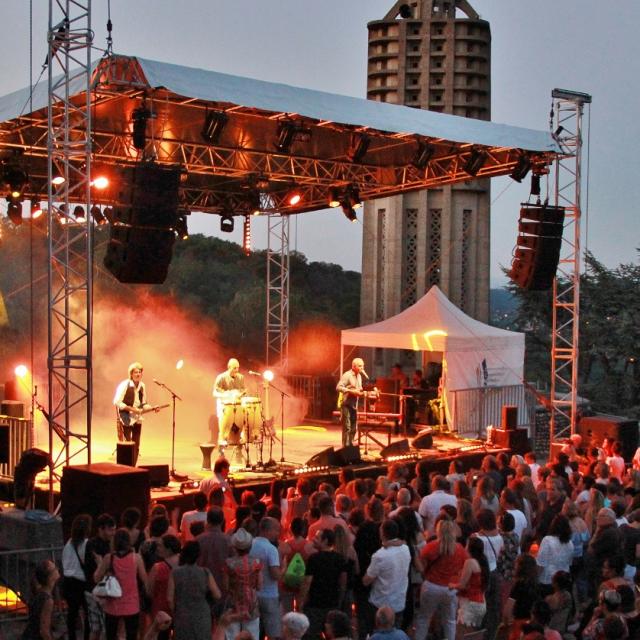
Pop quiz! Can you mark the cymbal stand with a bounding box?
[155,381,186,481]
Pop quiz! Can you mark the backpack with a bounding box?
[283,552,306,589]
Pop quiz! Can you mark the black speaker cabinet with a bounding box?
[0,424,8,464]
[139,464,170,487]
[1,401,24,418]
[333,446,362,467]
[493,428,529,455]
[116,442,136,466]
[61,462,150,537]
[501,405,518,430]
[305,446,340,467]
[380,438,410,459]
[578,414,639,462]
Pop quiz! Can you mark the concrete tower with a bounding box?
[361,0,491,376]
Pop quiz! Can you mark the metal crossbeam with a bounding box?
[266,214,290,370]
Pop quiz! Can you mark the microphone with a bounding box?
[153,378,164,386]
[248,370,263,377]
[361,369,369,380]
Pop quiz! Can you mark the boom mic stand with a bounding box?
[154,380,187,481]
[267,381,291,464]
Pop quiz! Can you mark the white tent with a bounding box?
[341,286,525,428]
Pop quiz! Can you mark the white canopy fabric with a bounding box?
[341,286,525,427]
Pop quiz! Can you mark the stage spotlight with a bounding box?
[3,164,28,198]
[510,153,532,183]
[263,370,274,382]
[15,364,28,378]
[31,202,44,220]
[220,214,234,233]
[201,110,228,144]
[51,174,65,186]
[275,121,297,153]
[90,205,107,225]
[132,105,151,151]
[286,190,302,207]
[530,174,541,196]
[6,197,23,225]
[175,214,189,240]
[242,215,251,255]
[91,175,109,190]
[255,174,270,190]
[462,148,487,176]
[412,140,434,170]
[347,133,370,163]
[328,187,341,208]
[176,359,184,370]
[341,202,358,223]
[344,184,362,209]
[73,205,86,222]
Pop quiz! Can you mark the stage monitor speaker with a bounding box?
[116,442,136,467]
[333,446,361,467]
[380,439,410,459]
[139,464,170,487]
[411,429,434,450]
[61,462,150,537]
[493,428,529,455]
[501,405,518,431]
[305,446,340,467]
[1,400,24,418]
[578,414,639,462]
[0,424,8,464]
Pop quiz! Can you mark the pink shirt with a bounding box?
[102,553,139,617]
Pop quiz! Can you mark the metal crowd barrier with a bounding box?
[450,384,536,439]
[0,546,62,622]
[0,416,32,479]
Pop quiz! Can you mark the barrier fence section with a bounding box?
[451,384,536,439]
[0,546,63,623]
[0,416,32,479]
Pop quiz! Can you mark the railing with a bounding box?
[0,416,32,479]
[450,384,536,439]
[284,375,323,419]
[0,546,62,622]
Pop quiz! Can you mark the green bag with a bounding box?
[283,552,306,589]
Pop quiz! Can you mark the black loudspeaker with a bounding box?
[139,464,170,487]
[411,429,434,450]
[116,442,136,466]
[305,446,340,467]
[61,462,150,537]
[508,204,565,291]
[501,405,518,431]
[578,414,639,462]
[0,424,9,464]
[1,401,24,418]
[104,163,180,284]
[380,439,410,459]
[333,446,362,467]
[14,448,51,509]
[493,428,529,455]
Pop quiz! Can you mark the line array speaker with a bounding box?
[508,204,565,291]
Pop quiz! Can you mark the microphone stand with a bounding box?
[267,381,291,464]
[155,381,186,481]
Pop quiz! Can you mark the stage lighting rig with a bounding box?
[6,197,22,225]
[510,153,532,183]
[412,140,435,170]
[242,215,251,255]
[201,110,228,144]
[462,148,487,177]
[274,120,310,153]
[132,105,151,151]
[220,214,234,233]
[347,133,370,163]
[175,214,189,240]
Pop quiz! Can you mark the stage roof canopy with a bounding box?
[0,54,560,216]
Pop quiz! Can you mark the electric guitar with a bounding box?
[337,386,380,409]
[117,404,170,428]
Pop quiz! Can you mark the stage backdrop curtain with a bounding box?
[340,286,525,429]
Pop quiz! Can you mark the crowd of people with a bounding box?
[20,434,640,640]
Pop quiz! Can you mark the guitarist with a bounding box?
[336,357,369,448]
[113,362,158,465]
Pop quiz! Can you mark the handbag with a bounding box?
[92,554,122,598]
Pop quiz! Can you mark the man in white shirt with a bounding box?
[179,491,208,542]
[363,519,411,629]
[500,488,527,542]
[524,452,541,487]
[418,475,457,536]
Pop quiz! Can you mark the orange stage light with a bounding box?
[15,364,28,378]
[263,370,274,382]
[176,359,184,370]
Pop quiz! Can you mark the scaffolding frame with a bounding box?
[266,214,290,370]
[46,0,94,500]
[549,88,591,442]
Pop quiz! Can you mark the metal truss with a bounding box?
[549,89,591,442]
[46,0,94,497]
[266,214,290,370]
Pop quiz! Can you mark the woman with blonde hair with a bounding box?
[456,498,477,546]
[414,519,467,640]
[584,487,605,535]
[472,476,499,515]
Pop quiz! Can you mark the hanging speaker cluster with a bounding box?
[508,204,565,291]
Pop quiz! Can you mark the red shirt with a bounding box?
[420,540,467,586]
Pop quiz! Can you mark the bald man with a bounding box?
[336,357,367,447]
[213,357,246,448]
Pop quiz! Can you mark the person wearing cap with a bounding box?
[113,362,159,465]
[336,357,366,448]
[222,528,263,640]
